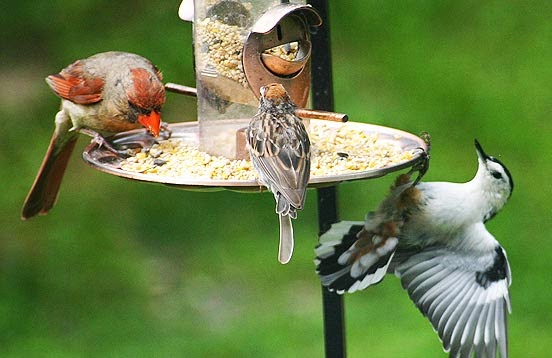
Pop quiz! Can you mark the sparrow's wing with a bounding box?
[394,237,511,358]
[248,114,310,209]
[46,60,104,104]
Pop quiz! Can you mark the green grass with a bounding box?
[1,0,551,356]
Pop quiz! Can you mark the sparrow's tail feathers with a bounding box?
[276,195,298,219]
[315,221,398,294]
[278,214,294,264]
[22,114,77,220]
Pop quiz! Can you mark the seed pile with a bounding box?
[196,17,248,87]
[197,12,302,89]
[122,141,255,180]
[309,123,414,176]
[264,42,299,61]
[120,123,416,181]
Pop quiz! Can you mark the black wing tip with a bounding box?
[475,246,510,288]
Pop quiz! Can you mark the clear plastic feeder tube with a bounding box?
[193,0,306,158]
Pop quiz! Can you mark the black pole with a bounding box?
[317,186,345,358]
[308,1,346,357]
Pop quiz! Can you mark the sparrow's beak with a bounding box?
[474,139,490,161]
[138,111,161,137]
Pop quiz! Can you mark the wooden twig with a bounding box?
[165,82,348,122]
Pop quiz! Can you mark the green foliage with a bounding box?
[1,0,551,356]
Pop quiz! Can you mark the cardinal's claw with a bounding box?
[79,128,135,158]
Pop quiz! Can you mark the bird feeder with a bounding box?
[193,0,322,158]
[82,1,429,357]
[83,1,427,191]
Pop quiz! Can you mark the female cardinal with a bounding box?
[22,51,166,220]
[246,83,311,264]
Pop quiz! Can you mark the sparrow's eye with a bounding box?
[491,171,503,179]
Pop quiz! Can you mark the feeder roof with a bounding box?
[251,4,322,34]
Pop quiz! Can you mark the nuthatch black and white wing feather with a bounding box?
[316,174,420,293]
[315,220,399,294]
[394,241,511,358]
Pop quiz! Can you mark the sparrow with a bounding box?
[315,140,513,357]
[22,51,166,220]
[246,83,311,264]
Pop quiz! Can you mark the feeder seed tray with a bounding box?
[83,119,428,192]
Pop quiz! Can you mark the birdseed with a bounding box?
[264,42,299,61]
[119,123,416,181]
[196,17,249,87]
[196,14,302,88]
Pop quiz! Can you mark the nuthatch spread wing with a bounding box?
[315,140,513,356]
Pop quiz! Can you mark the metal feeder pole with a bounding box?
[308,1,346,357]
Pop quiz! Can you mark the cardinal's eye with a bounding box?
[128,101,150,115]
[491,171,503,179]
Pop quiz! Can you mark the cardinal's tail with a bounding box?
[22,111,77,220]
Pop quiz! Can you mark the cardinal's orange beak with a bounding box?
[138,111,161,137]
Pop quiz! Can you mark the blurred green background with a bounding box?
[1,1,551,357]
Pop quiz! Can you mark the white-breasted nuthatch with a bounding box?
[315,140,513,357]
